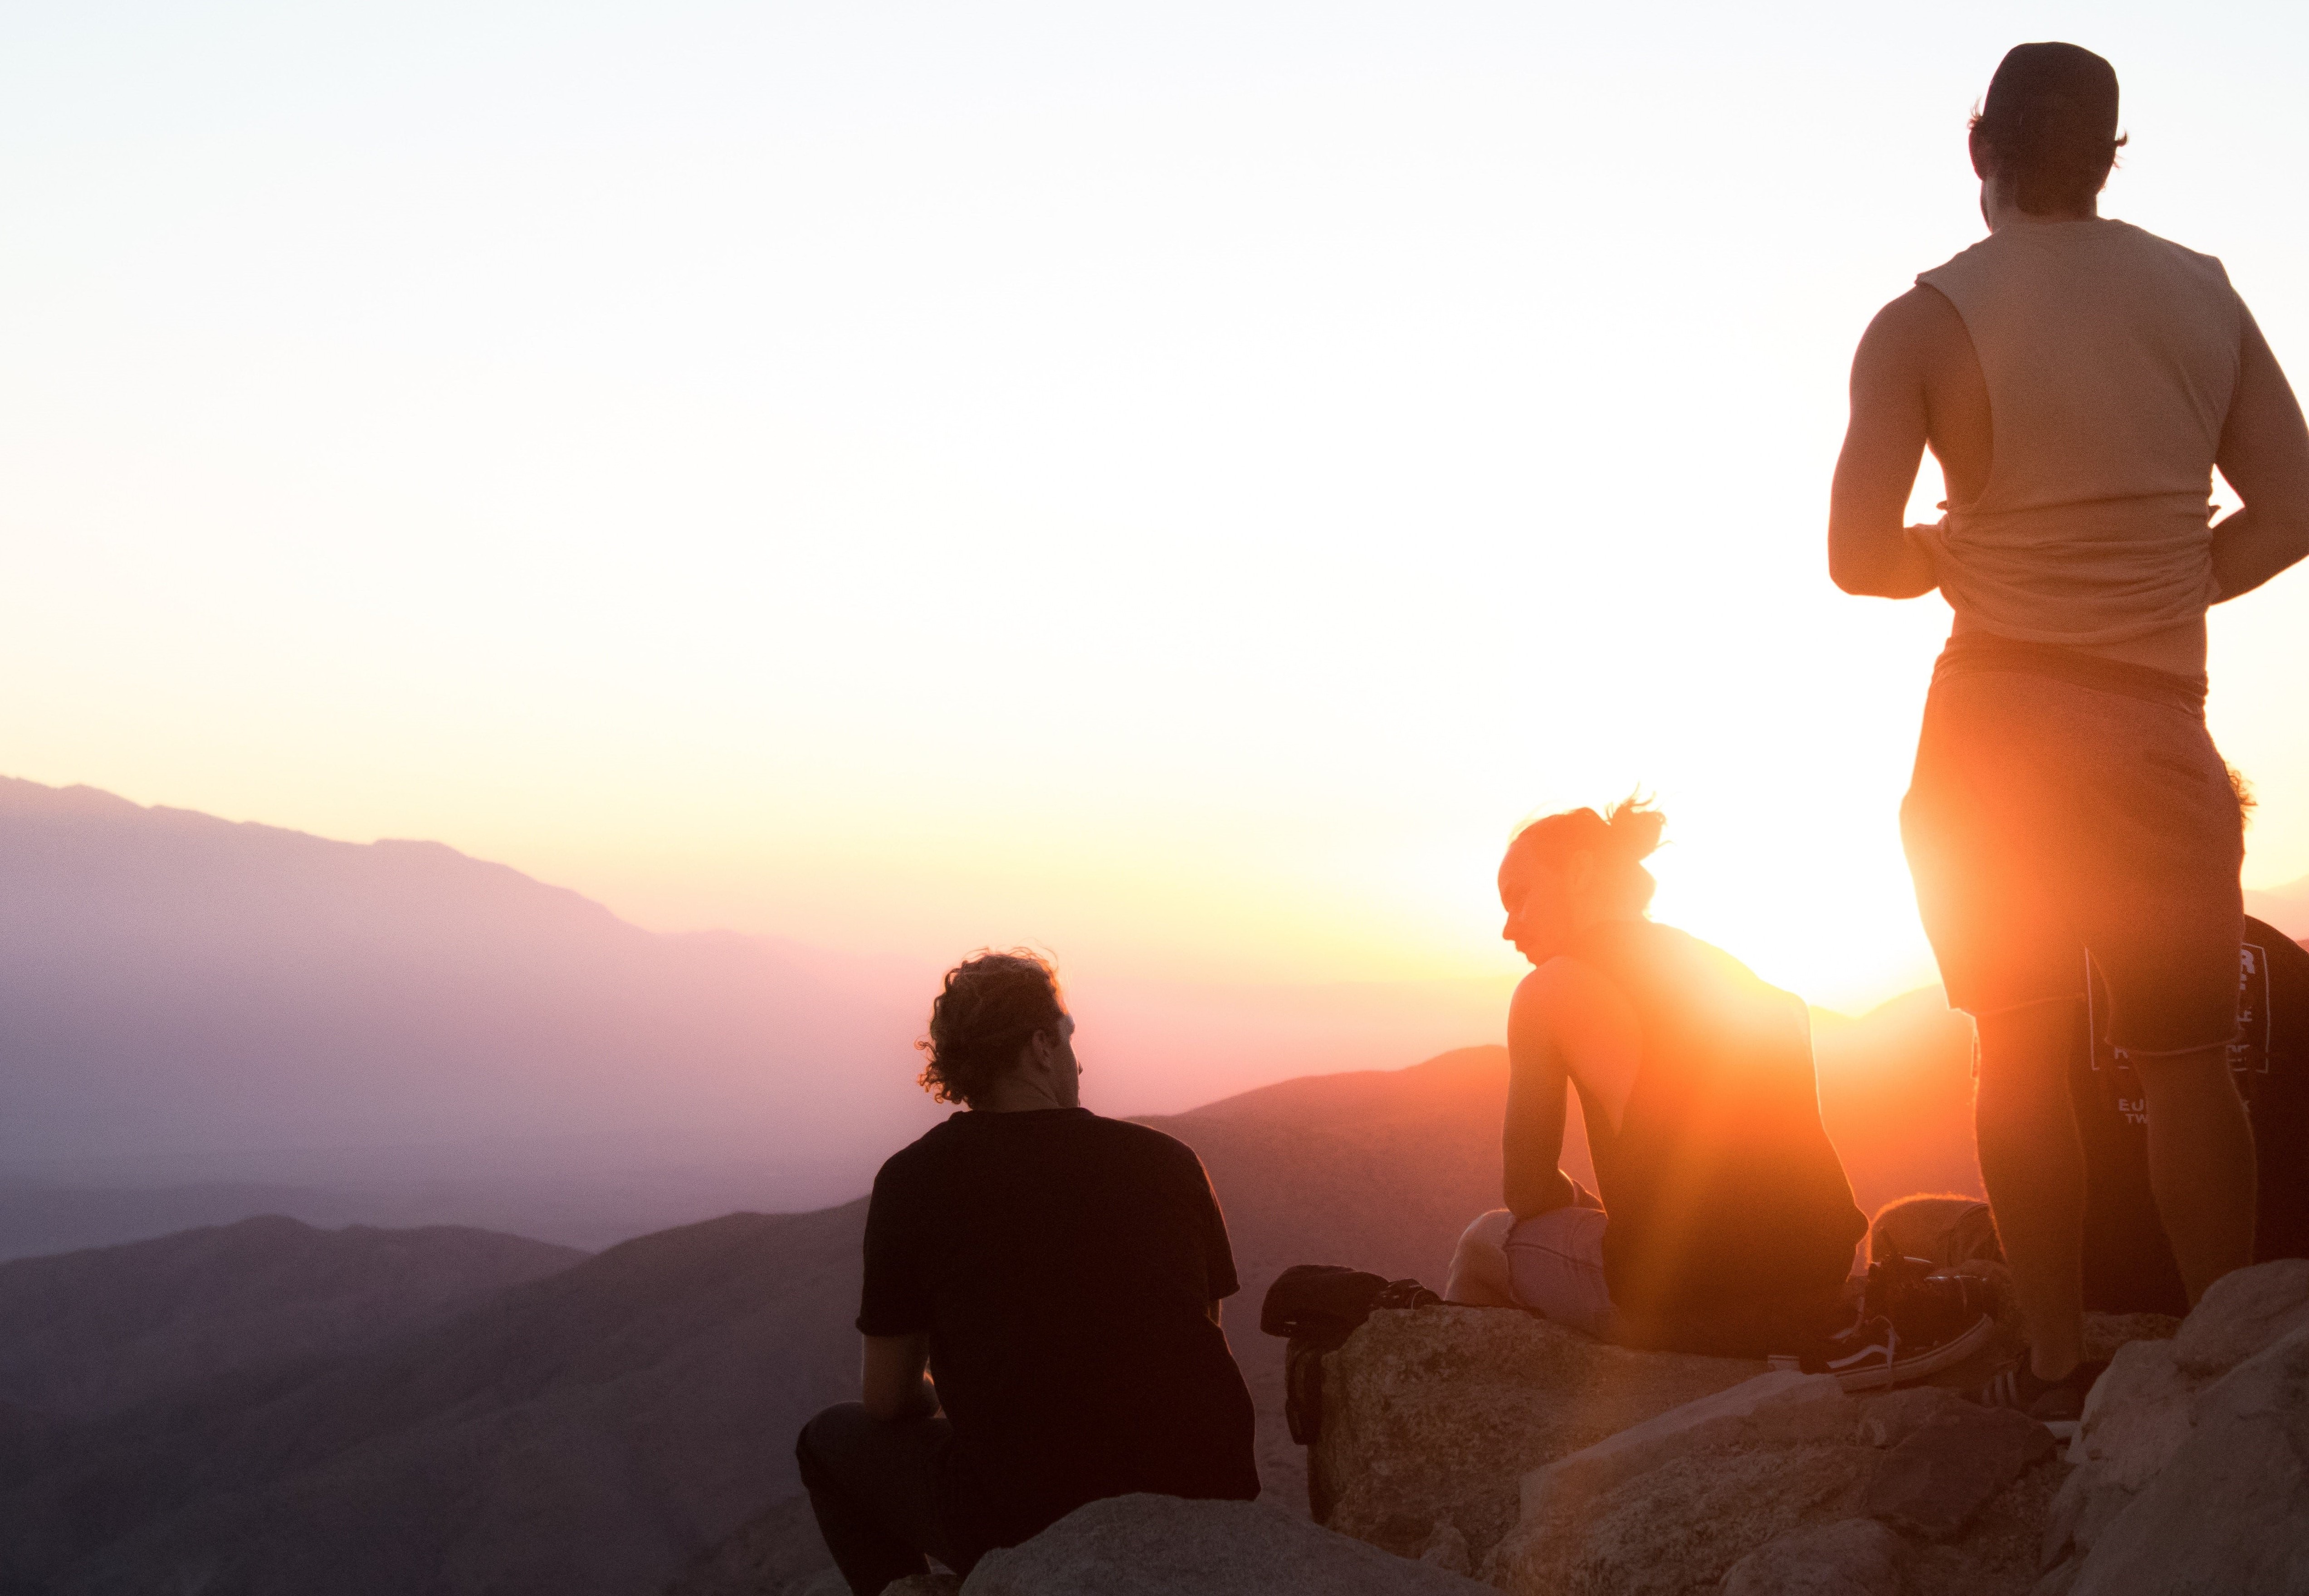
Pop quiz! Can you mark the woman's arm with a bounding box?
[1503,959,1638,1219]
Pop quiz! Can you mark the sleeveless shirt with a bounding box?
[1567,920,1865,1353]
[1913,218,2242,646]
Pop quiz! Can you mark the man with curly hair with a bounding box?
[795,950,1257,1595]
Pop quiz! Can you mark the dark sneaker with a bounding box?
[1975,1355,2107,1423]
[1865,1253,1996,1339]
[1776,1256,1996,1392]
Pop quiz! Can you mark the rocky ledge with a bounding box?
[1302,1258,2309,1594]
[711,1263,2309,1595]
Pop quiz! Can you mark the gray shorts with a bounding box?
[1901,639,2244,1053]
[1506,1206,1624,1342]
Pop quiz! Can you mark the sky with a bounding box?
[6,1,2309,1019]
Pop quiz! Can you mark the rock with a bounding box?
[1416,1520,1472,1576]
[1310,1305,1765,1563]
[881,1578,961,1596]
[2064,1323,2309,1596]
[2166,1257,2309,1377]
[1719,1517,1908,1596]
[1855,1384,1972,1448]
[2079,1311,2180,1364]
[1861,1406,2056,1540]
[957,1494,1489,1594]
[1518,1372,1845,1524]
[2040,1258,2309,1579]
[2072,1338,2200,1493]
[1489,1438,1879,1595]
[1482,1373,2065,1595]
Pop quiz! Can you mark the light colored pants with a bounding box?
[1505,1205,1623,1342]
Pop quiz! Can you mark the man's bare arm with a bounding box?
[1829,290,1944,600]
[2211,304,2309,603]
[860,1332,936,1422]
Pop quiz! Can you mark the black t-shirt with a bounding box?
[2075,917,2309,1314]
[856,1108,1259,1548]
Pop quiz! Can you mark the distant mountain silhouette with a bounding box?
[2245,873,2309,944]
[0,776,1519,1258]
[0,1001,1983,1596]
[0,775,946,1249]
[1811,986,1982,1218]
[0,1216,584,1419]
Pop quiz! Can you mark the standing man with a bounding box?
[1829,43,2309,1418]
[796,950,1258,1595]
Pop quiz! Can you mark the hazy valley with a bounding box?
[2,774,2304,1593]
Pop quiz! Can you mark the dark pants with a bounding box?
[796,1404,981,1596]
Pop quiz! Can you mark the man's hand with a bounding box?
[2211,305,2309,603]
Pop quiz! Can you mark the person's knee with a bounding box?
[1446,1209,1518,1305]
[1458,1208,1516,1254]
[796,1402,871,1488]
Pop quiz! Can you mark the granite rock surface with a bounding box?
[1309,1305,1764,1564]
[2045,1259,2309,1592]
[957,1494,1487,1595]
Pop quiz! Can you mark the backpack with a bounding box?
[1259,1264,1441,1448]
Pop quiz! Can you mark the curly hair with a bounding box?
[915,949,1067,1107]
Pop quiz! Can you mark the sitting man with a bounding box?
[1875,914,2309,1318]
[1446,800,1979,1375]
[796,950,1259,1595]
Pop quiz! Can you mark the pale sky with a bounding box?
[6,1,2308,1014]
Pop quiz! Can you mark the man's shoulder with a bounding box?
[1092,1114,1206,1165]
[2104,219,2228,276]
[1868,280,1970,346]
[872,1115,965,1184]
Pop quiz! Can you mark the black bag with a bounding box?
[1260,1264,1441,1448]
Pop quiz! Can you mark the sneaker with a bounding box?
[1975,1354,2107,1423]
[1865,1254,1996,1340]
[1777,1257,1996,1392]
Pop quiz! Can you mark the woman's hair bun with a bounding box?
[1600,793,1665,864]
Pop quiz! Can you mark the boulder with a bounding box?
[2167,1257,2309,1377]
[1860,1406,2055,1540]
[1485,1378,2064,1595]
[2062,1323,2309,1596]
[1855,1384,1972,1448]
[1517,1372,1846,1526]
[2042,1258,2309,1581]
[880,1579,961,1596]
[1309,1305,1765,1563]
[1719,1518,1909,1596]
[957,1494,1488,1595]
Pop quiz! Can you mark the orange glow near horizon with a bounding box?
[5,5,2309,1036]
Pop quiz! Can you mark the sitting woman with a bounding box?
[1445,799,1869,1358]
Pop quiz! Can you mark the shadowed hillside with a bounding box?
[0,993,1985,1595]
[0,1207,866,1596]
[0,1216,585,1418]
